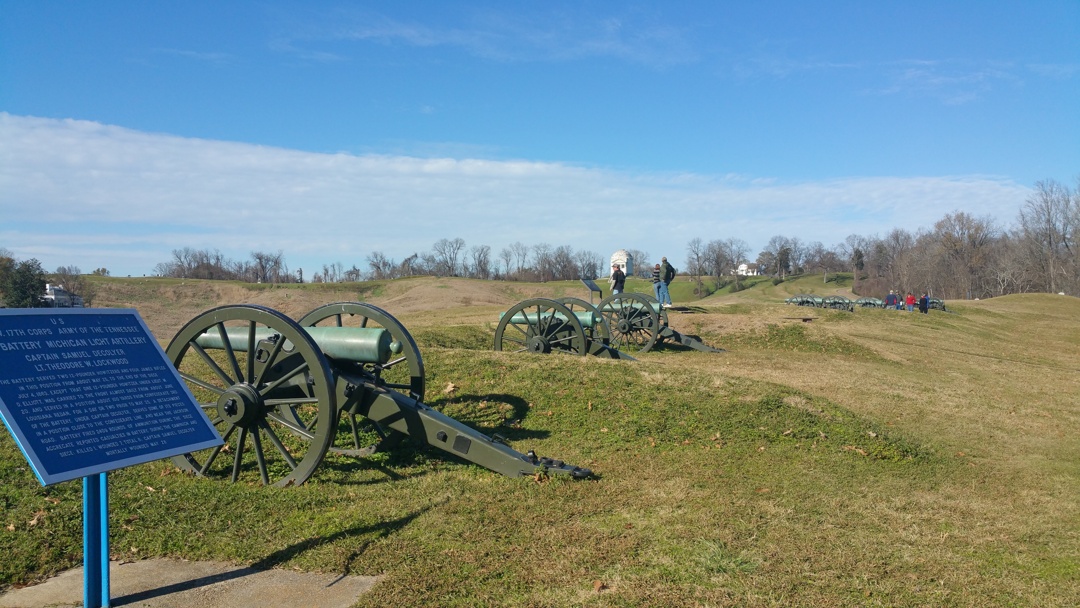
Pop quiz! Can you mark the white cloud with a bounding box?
[0,113,1030,276]
[281,8,697,68]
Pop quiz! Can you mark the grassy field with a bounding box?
[2,275,1078,606]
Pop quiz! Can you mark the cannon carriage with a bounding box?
[493,297,630,359]
[855,297,884,308]
[821,296,854,311]
[166,303,591,487]
[785,294,821,307]
[494,293,723,357]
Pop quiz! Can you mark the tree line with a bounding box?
[4,176,1077,303]
[152,240,640,284]
[685,178,1079,300]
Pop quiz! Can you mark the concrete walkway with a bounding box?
[0,559,379,608]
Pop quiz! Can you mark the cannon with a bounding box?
[495,294,722,356]
[855,297,884,308]
[821,296,854,311]
[597,292,724,354]
[165,303,592,486]
[785,294,821,307]
[493,298,632,359]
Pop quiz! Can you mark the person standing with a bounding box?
[652,263,664,303]
[919,293,930,314]
[884,290,898,309]
[905,292,916,312]
[610,264,625,295]
[659,257,675,307]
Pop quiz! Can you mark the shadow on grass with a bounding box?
[315,392,550,482]
[428,392,550,442]
[112,500,446,605]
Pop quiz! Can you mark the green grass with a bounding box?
[0,352,940,605]
[2,277,1079,606]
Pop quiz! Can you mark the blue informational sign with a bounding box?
[0,308,222,486]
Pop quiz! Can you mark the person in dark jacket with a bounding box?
[657,257,675,307]
[918,293,930,314]
[610,264,625,295]
[884,290,898,308]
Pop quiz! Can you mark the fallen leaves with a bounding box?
[28,511,45,527]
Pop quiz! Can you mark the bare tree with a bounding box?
[343,265,363,282]
[762,236,794,278]
[319,262,344,283]
[509,241,529,275]
[430,238,466,277]
[625,249,651,278]
[933,211,999,299]
[705,240,733,285]
[52,265,97,306]
[398,253,421,277]
[574,249,603,280]
[498,247,513,278]
[250,250,288,283]
[532,243,553,282]
[366,251,395,280]
[839,234,869,290]
[685,238,707,294]
[1017,179,1076,294]
[726,238,751,288]
[470,245,492,280]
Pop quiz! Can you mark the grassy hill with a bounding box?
[2,275,1078,606]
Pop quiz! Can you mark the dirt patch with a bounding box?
[94,277,567,342]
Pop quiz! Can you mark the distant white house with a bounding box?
[735,263,761,277]
[43,284,84,307]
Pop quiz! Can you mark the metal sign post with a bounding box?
[580,278,603,304]
[83,472,110,608]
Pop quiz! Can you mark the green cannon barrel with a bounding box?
[195,326,401,364]
[500,311,600,327]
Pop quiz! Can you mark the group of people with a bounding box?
[884,290,931,314]
[608,257,675,308]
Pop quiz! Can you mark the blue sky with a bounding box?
[1,1,1077,278]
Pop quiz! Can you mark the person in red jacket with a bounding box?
[905,292,916,312]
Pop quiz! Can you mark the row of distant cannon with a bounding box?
[785,294,947,312]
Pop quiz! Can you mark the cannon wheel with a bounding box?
[166,305,337,487]
[494,298,587,355]
[556,297,611,345]
[598,292,666,354]
[298,302,421,457]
